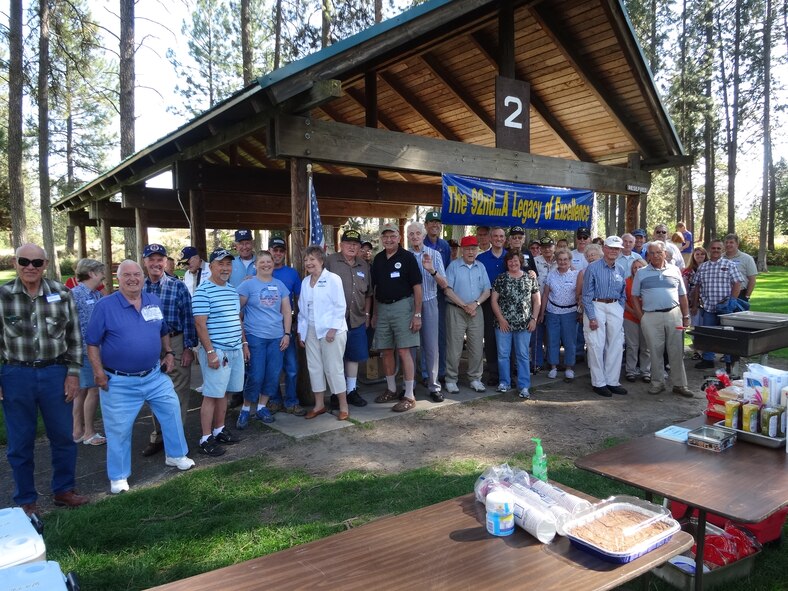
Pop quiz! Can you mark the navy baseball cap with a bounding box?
[179,246,199,262]
[209,248,234,263]
[143,243,167,258]
[632,228,647,238]
[235,229,253,242]
[361,241,373,249]
[576,226,591,237]
[539,236,555,246]
[509,226,525,235]
[269,237,287,249]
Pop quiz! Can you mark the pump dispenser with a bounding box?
[531,437,548,482]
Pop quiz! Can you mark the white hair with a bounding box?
[407,222,426,235]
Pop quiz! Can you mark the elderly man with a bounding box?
[371,223,423,412]
[229,228,256,287]
[325,230,372,408]
[407,222,448,401]
[424,211,451,381]
[180,246,210,297]
[631,242,694,398]
[691,239,745,370]
[444,236,491,393]
[724,233,757,302]
[477,226,507,386]
[87,260,194,494]
[618,233,643,279]
[141,244,198,458]
[476,225,491,252]
[581,236,628,398]
[0,244,88,514]
[270,236,304,415]
[652,224,684,269]
[571,226,591,271]
[193,249,246,456]
[532,236,556,372]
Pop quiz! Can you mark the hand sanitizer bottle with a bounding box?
[531,437,548,482]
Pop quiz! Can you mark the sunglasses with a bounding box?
[17,257,45,268]
[655,230,668,234]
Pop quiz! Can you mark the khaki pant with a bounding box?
[640,308,688,388]
[445,303,484,383]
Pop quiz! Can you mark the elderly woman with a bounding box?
[491,250,541,399]
[236,251,292,428]
[684,246,708,359]
[70,258,107,445]
[298,245,350,420]
[539,248,579,382]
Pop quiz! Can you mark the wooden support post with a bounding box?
[100,219,113,293]
[499,0,515,78]
[627,153,642,233]
[333,226,340,252]
[399,218,406,244]
[189,190,208,260]
[135,208,149,265]
[365,71,379,182]
[78,225,87,259]
[290,158,308,277]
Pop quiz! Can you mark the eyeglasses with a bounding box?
[577,236,590,240]
[17,258,45,268]
[655,230,667,234]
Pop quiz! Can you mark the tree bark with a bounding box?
[120,0,137,259]
[273,0,282,69]
[8,0,26,249]
[758,0,772,272]
[702,3,716,246]
[39,0,59,280]
[241,0,253,85]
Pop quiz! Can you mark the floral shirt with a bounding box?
[492,272,539,331]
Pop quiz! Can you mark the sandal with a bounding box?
[83,433,107,446]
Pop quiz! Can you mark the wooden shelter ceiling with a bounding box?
[54,0,684,231]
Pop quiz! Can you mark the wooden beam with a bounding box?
[291,159,308,273]
[78,226,87,259]
[498,0,515,78]
[135,208,149,265]
[273,115,651,195]
[100,219,113,293]
[190,190,207,259]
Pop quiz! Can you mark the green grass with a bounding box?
[749,266,788,358]
[40,454,788,591]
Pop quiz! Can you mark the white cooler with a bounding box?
[0,561,77,591]
[0,507,46,569]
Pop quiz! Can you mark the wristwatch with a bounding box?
[475,300,481,306]
[414,313,422,318]
[430,269,437,276]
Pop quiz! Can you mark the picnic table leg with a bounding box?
[694,509,707,591]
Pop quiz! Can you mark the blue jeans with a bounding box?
[273,335,299,407]
[496,328,531,389]
[701,310,729,362]
[546,312,577,367]
[530,324,545,367]
[100,369,189,481]
[1,364,76,504]
[244,335,284,403]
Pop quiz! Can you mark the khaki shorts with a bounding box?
[373,296,420,350]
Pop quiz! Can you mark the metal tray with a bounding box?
[719,311,788,329]
[713,421,786,449]
[688,324,788,357]
[563,498,680,564]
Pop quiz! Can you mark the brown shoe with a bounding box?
[375,389,399,403]
[392,397,416,412]
[673,385,695,398]
[53,490,89,508]
[20,502,38,517]
[267,401,283,414]
[285,404,307,416]
[141,440,164,457]
[337,411,349,421]
[305,407,327,419]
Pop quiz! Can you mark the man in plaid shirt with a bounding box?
[690,238,745,369]
[0,243,89,515]
[141,244,197,457]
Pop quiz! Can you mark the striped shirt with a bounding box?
[631,263,686,311]
[192,280,242,349]
[410,246,445,301]
[0,278,82,374]
[581,259,626,321]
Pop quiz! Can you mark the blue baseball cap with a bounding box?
[234,229,253,242]
[179,246,199,262]
[209,248,234,263]
[143,243,167,258]
[632,228,647,238]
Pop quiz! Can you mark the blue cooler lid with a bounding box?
[0,507,46,568]
[0,561,69,591]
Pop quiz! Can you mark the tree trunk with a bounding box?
[702,4,716,246]
[617,194,626,236]
[39,0,59,280]
[8,0,26,249]
[768,160,776,250]
[120,0,137,259]
[375,0,382,23]
[727,0,741,234]
[758,0,772,272]
[241,0,252,85]
[322,0,332,48]
[273,0,282,69]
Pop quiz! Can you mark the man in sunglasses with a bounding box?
[0,243,89,514]
[652,224,685,269]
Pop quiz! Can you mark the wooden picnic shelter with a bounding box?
[53,0,687,288]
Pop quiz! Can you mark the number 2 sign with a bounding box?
[496,76,530,152]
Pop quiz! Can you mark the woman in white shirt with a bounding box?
[298,245,349,420]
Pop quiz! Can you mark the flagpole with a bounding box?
[306,162,313,248]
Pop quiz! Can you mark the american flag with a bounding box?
[309,176,325,247]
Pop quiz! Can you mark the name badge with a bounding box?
[267,286,278,291]
[141,305,164,322]
[46,293,61,303]
[356,271,365,277]
[86,298,96,304]
[390,272,401,278]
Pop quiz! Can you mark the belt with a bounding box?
[103,365,159,377]
[549,300,577,309]
[4,356,66,368]
[378,296,408,305]
[648,306,677,313]
[593,298,617,304]
[168,331,183,337]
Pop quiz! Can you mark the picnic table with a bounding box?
[149,487,692,590]
[575,415,788,591]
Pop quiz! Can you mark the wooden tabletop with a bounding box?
[576,416,788,523]
[149,490,692,591]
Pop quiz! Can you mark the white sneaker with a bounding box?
[165,456,195,471]
[445,381,460,393]
[547,368,558,379]
[565,369,575,380]
[518,388,530,399]
[470,380,486,392]
[110,479,129,494]
[497,382,510,393]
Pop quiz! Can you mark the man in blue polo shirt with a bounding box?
[476,226,506,385]
[86,260,194,495]
[229,229,256,287]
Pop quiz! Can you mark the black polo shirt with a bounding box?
[371,246,422,303]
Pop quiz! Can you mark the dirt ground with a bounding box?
[3,354,784,511]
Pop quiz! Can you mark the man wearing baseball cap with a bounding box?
[229,229,256,287]
[632,229,647,257]
[270,236,305,416]
[180,246,210,297]
[370,223,423,412]
[571,226,591,271]
[325,229,372,408]
[140,244,198,457]
[423,211,451,382]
